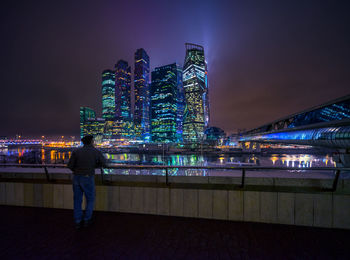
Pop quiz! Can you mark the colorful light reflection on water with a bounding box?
[0,147,337,176]
[268,154,336,168]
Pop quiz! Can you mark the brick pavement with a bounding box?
[0,205,349,259]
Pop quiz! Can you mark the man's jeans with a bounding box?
[73,175,95,223]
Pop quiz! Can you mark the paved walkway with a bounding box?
[0,205,349,259]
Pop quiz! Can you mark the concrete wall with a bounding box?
[1,173,350,229]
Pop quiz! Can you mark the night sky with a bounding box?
[1,0,349,138]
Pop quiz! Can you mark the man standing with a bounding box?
[68,135,107,229]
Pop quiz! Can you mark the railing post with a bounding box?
[331,170,341,191]
[166,168,169,186]
[100,167,104,184]
[241,168,245,188]
[44,166,50,182]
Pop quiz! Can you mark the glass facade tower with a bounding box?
[115,60,131,121]
[182,43,209,143]
[101,70,116,120]
[134,48,150,141]
[176,65,184,143]
[150,63,179,143]
[79,107,96,139]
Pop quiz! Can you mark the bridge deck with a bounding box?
[0,205,349,259]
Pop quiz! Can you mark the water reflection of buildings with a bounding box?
[105,153,206,166]
[6,149,73,164]
[269,154,336,168]
[1,145,337,177]
[3,148,41,164]
[104,153,208,176]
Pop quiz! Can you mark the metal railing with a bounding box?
[1,163,349,192]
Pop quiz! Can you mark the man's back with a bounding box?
[68,145,106,175]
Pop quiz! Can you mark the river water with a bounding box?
[0,147,338,177]
[0,147,337,167]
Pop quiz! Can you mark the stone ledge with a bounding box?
[1,172,349,194]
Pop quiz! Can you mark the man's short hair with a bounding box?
[81,135,93,145]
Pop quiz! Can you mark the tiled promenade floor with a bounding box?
[0,206,349,260]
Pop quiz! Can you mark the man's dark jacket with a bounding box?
[68,144,107,175]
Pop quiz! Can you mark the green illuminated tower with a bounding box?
[101,70,116,120]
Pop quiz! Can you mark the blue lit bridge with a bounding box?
[240,94,350,165]
[244,94,350,135]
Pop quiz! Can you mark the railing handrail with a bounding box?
[0,163,348,192]
[0,163,349,171]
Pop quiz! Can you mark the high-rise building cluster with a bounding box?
[80,44,210,144]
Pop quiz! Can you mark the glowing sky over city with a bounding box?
[0,0,349,137]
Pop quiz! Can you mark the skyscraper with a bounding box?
[182,43,210,143]
[101,70,116,120]
[134,48,150,141]
[83,118,105,143]
[79,107,96,139]
[115,60,131,121]
[150,63,179,143]
[176,65,184,143]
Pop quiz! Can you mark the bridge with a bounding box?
[240,94,350,165]
[244,94,350,135]
[240,119,350,149]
